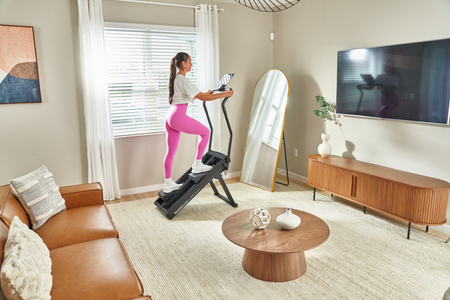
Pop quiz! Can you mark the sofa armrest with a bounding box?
[60,182,103,209]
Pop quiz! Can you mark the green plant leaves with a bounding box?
[313,95,336,121]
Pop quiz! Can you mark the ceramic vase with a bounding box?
[276,208,301,230]
[318,133,332,157]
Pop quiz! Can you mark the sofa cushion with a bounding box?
[0,185,30,228]
[34,205,118,250]
[49,238,144,300]
[9,166,66,230]
[1,216,52,300]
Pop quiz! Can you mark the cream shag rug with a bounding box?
[107,183,450,300]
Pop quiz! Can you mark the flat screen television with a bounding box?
[336,38,450,125]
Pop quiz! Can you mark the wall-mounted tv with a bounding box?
[336,38,450,125]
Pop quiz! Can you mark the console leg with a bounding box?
[363,206,366,214]
[426,225,429,232]
[407,222,411,239]
[313,188,316,201]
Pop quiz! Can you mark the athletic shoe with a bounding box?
[163,182,183,194]
[191,163,213,174]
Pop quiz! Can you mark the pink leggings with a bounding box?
[164,104,210,179]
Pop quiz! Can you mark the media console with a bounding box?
[307,154,450,239]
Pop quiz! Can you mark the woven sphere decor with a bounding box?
[234,0,301,12]
[249,208,271,229]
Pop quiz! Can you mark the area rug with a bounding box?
[107,182,450,300]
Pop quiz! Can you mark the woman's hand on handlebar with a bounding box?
[224,88,233,98]
[195,88,233,101]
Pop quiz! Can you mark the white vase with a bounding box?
[276,208,301,230]
[318,133,332,157]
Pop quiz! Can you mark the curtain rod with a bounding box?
[111,0,225,12]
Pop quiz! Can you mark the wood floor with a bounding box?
[105,175,450,241]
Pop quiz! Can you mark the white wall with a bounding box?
[273,0,450,230]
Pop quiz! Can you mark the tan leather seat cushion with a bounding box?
[35,205,118,250]
[50,238,144,300]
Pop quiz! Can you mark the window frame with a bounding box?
[104,22,199,138]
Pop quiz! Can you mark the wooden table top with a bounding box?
[222,208,330,254]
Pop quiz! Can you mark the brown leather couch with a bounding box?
[0,182,151,300]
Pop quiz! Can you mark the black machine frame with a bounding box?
[155,75,238,219]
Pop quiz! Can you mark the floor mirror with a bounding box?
[240,70,290,191]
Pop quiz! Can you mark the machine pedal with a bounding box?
[189,172,206,183]
[158,190,173,200]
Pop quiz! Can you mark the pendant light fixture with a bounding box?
[234,0,301,12]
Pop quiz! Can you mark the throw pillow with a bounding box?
[1,216,52,300]
[9,165,66,230]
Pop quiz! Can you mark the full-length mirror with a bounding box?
[240,70,290,191]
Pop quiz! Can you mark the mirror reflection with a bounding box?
[240,70,289,191]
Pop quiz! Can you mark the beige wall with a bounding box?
[0,0,87,186]
[273,0,450,229]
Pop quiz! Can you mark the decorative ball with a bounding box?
[249,208,271,229]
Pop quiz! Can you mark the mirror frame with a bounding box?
[240,69,290,192]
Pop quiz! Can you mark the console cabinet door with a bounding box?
[308,162,353,199]
[352,174,388,210]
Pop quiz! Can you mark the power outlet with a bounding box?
[294,148,298,157]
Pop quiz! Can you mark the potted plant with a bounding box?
[313,95,336,157]
[313,95,336,133]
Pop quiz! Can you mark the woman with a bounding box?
[163,52,233,193]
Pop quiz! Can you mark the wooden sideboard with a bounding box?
[307,154,450,239]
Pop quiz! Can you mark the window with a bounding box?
[262,80,288,150]
[104,23,199,137]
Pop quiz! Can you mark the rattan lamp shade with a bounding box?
[234,0,301,12]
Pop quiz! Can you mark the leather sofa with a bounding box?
[0,182,150,300]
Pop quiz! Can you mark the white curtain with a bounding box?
[77,0,120,200]
[240,71,280,183]
[195,4,221,153]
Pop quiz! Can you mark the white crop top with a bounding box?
[171,74,200,105]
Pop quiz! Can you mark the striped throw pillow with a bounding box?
[9,165,66,230]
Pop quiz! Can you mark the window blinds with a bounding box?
[262,83,288,149]
[104,23,198,137]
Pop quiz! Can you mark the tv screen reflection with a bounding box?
[336,38,450,125]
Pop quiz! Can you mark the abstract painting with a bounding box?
[0,25,41,104]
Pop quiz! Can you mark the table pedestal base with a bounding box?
[242,249,306,282]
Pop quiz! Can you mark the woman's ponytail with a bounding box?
[168,58,177,104]
[168,52,190,105]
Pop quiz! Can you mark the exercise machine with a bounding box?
[155,74,238,219]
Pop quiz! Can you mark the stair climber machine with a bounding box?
[155,74,238,219]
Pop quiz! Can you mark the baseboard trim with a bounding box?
[434,223,450,235]
[277,168,307,183]
[120,171,241,196]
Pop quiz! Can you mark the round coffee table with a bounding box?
[222,207,330,282]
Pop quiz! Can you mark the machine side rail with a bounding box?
[222,97,233,166]
[203,100,214,153]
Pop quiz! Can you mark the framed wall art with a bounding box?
[0,25,41,104]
